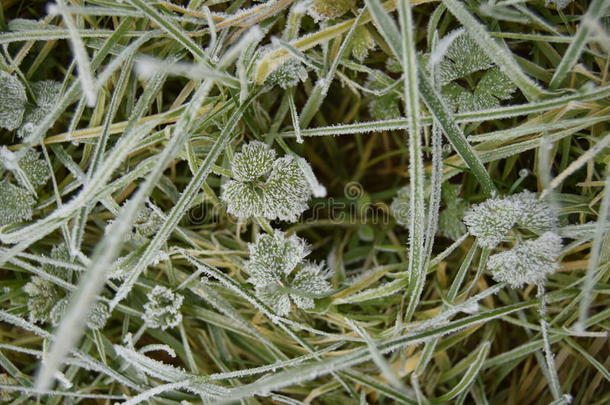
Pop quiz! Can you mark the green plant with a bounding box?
[0,0,608,404]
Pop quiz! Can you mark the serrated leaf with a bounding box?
[0,71,27,131]
[0,180,35,225]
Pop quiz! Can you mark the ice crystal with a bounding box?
[24,276,60,324]
[350,26,375,61]
[221,142,313,222]
[487,232,563,288]
[142,286,184,330]
[0,180,36,225]
[245,230,330,316]
[0,71,27,131]
[308,0,354,22]
[266,58,308,89]
[463,190,558,248]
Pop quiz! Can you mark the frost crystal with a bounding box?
[266,58,308,89]
[24,277,60,324]
[142,286,184,330]
[487,232,563,288]
[245,230,330,316]
[463,190,558,248]
[0,180,36,225]
[221,142,313,222]
[308,0,354,22]
[0,71,27,131]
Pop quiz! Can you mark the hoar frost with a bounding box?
[142,286,184,330]
[463,190,558,248]
[487,232,563,288]
[0,71,27,131]
[221,141,313,222]
[246,230,330,316]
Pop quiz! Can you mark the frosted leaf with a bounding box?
[545,0,573,9]
[0,71,27,130]
[439,200,468,241]
[16,80,62,139]
[50,297,108,330]
[308,0,354,22]
[439,33,493,85]
[350,26,375,61]
[220,144,313,222]
[266,58,308,89]
[0,180,36,225]
[366,74,401,120]
[368,93,401,120]
[509,190,559,232]
[43,244,71,279]
[50,297,68,326]
[86,301,110,330]
[476,68,516,101]
[435,32,515,112]
[134,206,163,237]
[256,283,292,316]
[390,186,411,227]
[24,276,60,324]
[262,156,311,222]
[231,141,275,182]
[487,232,562,288]
[0,146,17,171]
[16,149,50,188]
[290,262,331,310]
[221,180,265,219]
[246,229,308,287]
[245,231,328,315]
[463,196,521,248]
[32,80,62,108]
[142,286,183,330]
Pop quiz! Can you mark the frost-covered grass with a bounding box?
[0,0,609,404]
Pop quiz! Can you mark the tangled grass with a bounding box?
[0,0,609,404]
